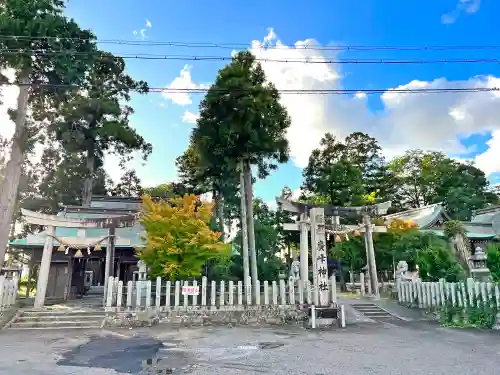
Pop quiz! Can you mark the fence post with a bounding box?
[237,281,243,306]
[219,281,225,307]
[174,281,180,307]
[495,284,500,310]
[117,281,123,308]
[246,277,252,305]
[0,275,5,308]
[126,280,133,308]
[183,281,189,308]
[136,280,142,309]
[146,281,152,308]
[264,281,269,305]
[201,277,207,306]
[272,281,278,305]
[228,280,234,306]
[211,280,216,307]
[166,281,171,308]
[106,276,114,308]
[155,277,162,308]
[255,280,261,305]
[192,280,198,306]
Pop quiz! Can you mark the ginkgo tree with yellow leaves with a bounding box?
[139,194,230,279]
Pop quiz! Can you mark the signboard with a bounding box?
[182,286,199,295]
[311,207,329,306]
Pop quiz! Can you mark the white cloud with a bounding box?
[162,65,208,106]
[182,110,199,124]
[248,29,500,175]
[0,69,18,142]
[475,130,500,175]
[145,19,152,28]
[442,0,481,24]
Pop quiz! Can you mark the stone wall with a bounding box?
[103,305,309,329]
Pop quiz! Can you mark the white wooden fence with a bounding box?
[105,276,338,310]
[397,278,500,309]
[0,275,19,310]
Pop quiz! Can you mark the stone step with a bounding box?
[21,310,104,316]
[7,326,102,330]
[16,315,105,322]
[9,320,103,329]
[352,304,397,319]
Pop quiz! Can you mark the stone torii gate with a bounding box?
[20,209,137,308]
[276,198,391,303]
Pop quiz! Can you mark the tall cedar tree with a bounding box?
[0,0,97,266]
[50,53,152,206]
[192,51,291,283]
[139,195,230,279]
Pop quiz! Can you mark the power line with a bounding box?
[2,35,500,52]
[2,83,498,95]
[1,49,499,64]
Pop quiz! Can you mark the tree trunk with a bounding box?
[217,194,225,241]
[82,142,95,207]
[0,76,30,269]
[239,162,250,295]
[244,160,258,288]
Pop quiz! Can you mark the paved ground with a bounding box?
[1,319,500,375]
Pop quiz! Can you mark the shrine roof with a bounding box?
[8,222,145,248]
[470,207,500,224]
[383,203,448,229]
[421,228,495,239]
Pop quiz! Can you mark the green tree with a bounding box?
[139,194,229,279]
[27,146,110,214]
[192,51,291,283]
[388,150,496,219]
[112,169,143,197]
[0,0,97,266]
[418,244,464,282]
[486,243,500,283]
[302,132,383,207]
[175,140,239,234]
[142,183,189,200]
[51,53,152,207]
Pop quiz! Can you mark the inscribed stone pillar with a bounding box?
[299,213,309,285]
[310,207,329,306]
[363,214,379,298]
[34,225,55,309]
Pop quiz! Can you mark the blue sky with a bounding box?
[64,0,500,203]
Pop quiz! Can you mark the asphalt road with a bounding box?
[1,320,499,374]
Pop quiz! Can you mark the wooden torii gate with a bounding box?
[276,198,391,303]
[20,209,137,308]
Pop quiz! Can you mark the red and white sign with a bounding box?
[182,286,199,295]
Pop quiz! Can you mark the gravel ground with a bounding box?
[1,320,499,375]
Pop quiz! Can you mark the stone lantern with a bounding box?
[469,246,490,281]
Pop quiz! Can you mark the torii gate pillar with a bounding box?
[34,226,54,309]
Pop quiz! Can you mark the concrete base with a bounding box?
[104,306,309,329]
[307,317,337,328]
